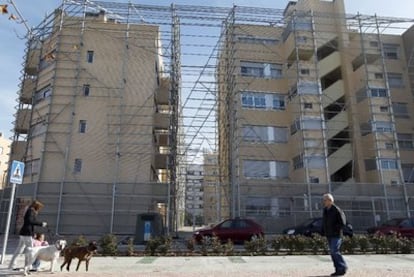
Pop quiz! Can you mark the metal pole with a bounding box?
[1,183,16,264]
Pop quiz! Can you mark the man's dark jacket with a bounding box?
[322,204,346,238]
[19,208,43,236]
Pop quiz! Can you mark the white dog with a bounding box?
[23,239,67,276]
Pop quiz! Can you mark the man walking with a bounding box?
[322,193,348,276]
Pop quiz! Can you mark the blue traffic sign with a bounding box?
[9,160,25,184]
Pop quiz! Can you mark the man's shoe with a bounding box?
[330,271,346,276]
[29,269,38,272]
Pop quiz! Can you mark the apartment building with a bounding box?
[3,6,177,235]
[184,164,204,226]
[0,133,11,189]
[218,0,414,231]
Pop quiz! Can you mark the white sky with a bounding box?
[1,0,413,139]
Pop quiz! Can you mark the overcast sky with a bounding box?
[1,0,414,139]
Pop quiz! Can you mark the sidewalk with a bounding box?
[1,235,414,276]
[1,251,414,276]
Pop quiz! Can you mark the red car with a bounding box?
[193,218,264,243]
[367,217,414,237]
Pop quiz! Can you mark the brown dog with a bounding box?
[60,241,98,272]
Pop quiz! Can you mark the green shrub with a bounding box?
[270,236,282,254]
[342,236,358,254]
[70,235,88,247]
[126,237,135,256]
[211,235,223,255]
[307,234,326,254]
[223,239,234,256]
[99,233,118,256]
[186,238,196,252]
[244,235,267,255]
[356,235,370,253]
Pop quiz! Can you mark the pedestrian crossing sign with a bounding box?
[10,160,25,184]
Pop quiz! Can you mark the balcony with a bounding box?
[152,182,168,196]
[350,40,380,71]
[20,78,36,104]
[156,77,169,105]
[154,112,170,129]
[285,31,314,61]
[154,131,169,147]
[10,141,27,161]
[15,109,31,134]
[154,153,168,169]
[328,143,352,175]
[25,48,40,75]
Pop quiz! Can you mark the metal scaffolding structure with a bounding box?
[1,0,414,235]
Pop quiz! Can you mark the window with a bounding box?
[380,159,398,170]
[74,158,82,173]
[374,73,383,79]
[242,126,287,143]
[272,95,285,110]
[240,61,282,79]
[302,118,322,130]
[306,156,325,169]
[300,68,310,75]
[387,73,403,88]
[304,102,313,109]
[79,120,87,133]
[270,64,283,78]
[243,160,289,179]
[291,118,300,135]
[293,154,304,170]
[241,61,264,77]
[380,106,388,113]
[83,84,90,96]
[370,88,388,97]
[309,177,319,183]
[369,41,379,47]
[238,36,279,45]
[241,92,285,110]
[385,142,394,149]
[402,163,414,182]
[86,50,94,63]
[242,126,267,142]
[243,160,270,178]
[383,43,399,59]
[392,102,409,118]
[374,121,392,133]
[254,94,266,109]
[297,81,319,95]
[398,133,414,149]
[241,93,254,108]
[364,159,377,171]
[34,85,52,104]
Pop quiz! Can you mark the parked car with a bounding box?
[193,218,264,243]
[366,217,414,237]
[283,217,353,237]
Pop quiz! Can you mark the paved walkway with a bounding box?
[1,234,414,276]
[1,252,414,276]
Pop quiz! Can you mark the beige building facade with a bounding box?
[0,133,11,189]
[3,7,176,235]
[218,0,414,231]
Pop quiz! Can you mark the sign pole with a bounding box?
[0,182,16,264]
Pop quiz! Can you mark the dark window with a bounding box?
[83,84,90,96]
[87,50,94,63]
[304,102,312,109]
[74,159,82,173]
[79,120,87,133]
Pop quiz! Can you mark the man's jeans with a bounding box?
[327,237,347,273]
